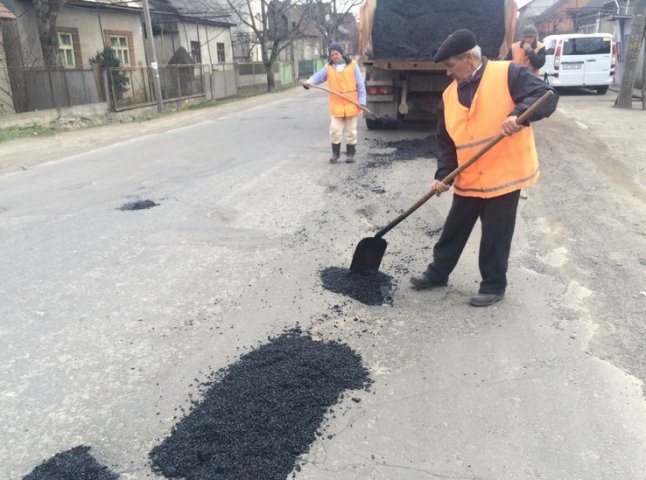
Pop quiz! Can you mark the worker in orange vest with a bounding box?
[506,25,546,76]
[410,29,558,307]
[303,43,367,164]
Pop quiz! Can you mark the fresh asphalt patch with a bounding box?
[149,329,372,480]
[118,199,159,211]
[320,267,395,306]
[365,136,437,168]
[22,446,118,480]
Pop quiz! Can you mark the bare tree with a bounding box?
[310,0,361,49]
[226,0,315,91]
[616,0,646,109]
[33,0,67,67]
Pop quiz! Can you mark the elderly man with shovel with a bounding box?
[303,42,367,164]
[410,29,558,307]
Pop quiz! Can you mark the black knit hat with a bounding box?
[328,42,344,55]
[433,29,477,63]
[522,25,538,37]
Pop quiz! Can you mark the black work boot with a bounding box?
[346,144,356,163]
[410,273,447,290]
[330,143,341,164]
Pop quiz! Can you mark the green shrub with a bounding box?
[90,47,130,100]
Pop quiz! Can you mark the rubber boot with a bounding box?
[329,143,341,164]
[346,144,356,163]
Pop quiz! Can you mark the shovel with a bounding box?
[307,83,376,116]
[349,90,555,272]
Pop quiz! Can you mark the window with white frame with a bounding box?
[57,32,75,68]
[217,42,226,63]
[109,36,130,65]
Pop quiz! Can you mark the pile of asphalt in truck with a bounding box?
[370,0,508,60]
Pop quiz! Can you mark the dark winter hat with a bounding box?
[522,25,538,37]
[433,29,477,63]
[328,42,344,55]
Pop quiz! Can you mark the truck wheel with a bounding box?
[366,119,383,130]
[596,86,609,95]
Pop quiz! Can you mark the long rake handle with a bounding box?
[374,90,555,239]
[308,83,376,116]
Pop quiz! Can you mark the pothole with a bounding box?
[118,199,159,211]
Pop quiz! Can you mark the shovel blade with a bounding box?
[350,237,388,272]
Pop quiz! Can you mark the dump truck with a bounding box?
[358,0,518,128]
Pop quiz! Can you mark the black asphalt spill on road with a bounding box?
[149,330,372,480]
[22,446,118,480]
[367,137,437,168]
[118,199,159,211]
[320,267,395,306]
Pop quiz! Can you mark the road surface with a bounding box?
[1,87,645,479]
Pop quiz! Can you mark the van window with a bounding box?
[562,37,611,55]
[544,39,556,55]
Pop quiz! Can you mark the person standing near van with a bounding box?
[507,25,546,76]
[303,43,367,164]
[410,29,558,307]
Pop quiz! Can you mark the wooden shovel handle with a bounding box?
[307,83,376,116]
[374,90,555,239]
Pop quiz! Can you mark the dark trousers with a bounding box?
[425,190,521,294]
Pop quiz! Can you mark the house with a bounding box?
[10,0,146,69]
[1,1,16,114]
[333,11,360,58]
[270,2,359,62]
[149,0,236,66]
[1,0,147,112]
[520,0,593,37]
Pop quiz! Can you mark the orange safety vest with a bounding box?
[326,60,361,118]
[442,61,539,199]
[511,40,544,75]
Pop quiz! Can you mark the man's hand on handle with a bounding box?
[502,115,523,136]
[432,179,451,197]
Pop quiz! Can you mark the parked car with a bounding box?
[539,33,617,94]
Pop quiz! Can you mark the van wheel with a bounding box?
[366,119,384,130]
[596,86,609,95]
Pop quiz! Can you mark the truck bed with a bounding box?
[360,0,516,64]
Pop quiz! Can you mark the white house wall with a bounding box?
[156,21,233,66]
[0,33,14,114]
[57,6,146,67]
[13,1,145,68]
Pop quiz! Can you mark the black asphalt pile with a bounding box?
[22,446,118,480]
[320,267,395,306]
[371,0,507,60]
[367,137,437,168]
[118,199,159,211]
[149,330,372,480]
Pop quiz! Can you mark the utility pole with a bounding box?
[142,0,164,113]
[616,0,646,109]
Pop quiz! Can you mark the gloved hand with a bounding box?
[302,81,311,90]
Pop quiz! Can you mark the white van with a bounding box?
[539,33,617,94]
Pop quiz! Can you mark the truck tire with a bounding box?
[596,86,609,95]
[366,118,384,130]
